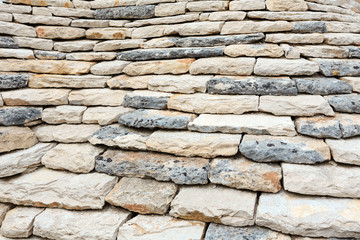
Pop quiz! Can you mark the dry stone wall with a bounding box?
[0,0,360,239]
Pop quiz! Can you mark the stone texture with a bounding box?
[13,13,71,26]
[71,19,110,28]
[147,130,241,158]
[313,59,360,77]
[266,0,308,11]
[94,39,144,52]
[224,44,283,57]
[327,94,360,113]
[259,95,335,116]
[295,116,342,139]
[168,93,258,114]
[164,22,223,36]
[53,40,98,52]
[0,37,18,48]
[239,135,331,164]
[0,107,42,126]
[170,185,257,226]
[48,7,94,18]
[186,1,228,12]
[42,106,86,124]
[341,77,360,93]
[296,45,349,58]
[0,204,11,227]
[207,76,297,95]
[122,90,172,110]
[34,124,100,143]
[83,106,133,125]
[13,37,53,51]
[107,75,150,89]
[41,143,103,173]
[190,57,255,75]
[283,162,360,198]
[34,50,66,60]
[208,11,246,21]
[131,25,166,39]
[256,191,360,238]
[326,138,360,166]
[0,48,34,59]
[95,5,155,20]
[347,46,360,58]
[0,207,44,238]
[0,143,55,178]
[293,21,327,33]
[188,113,296,136]
[0,4,31,13]
[117,215,205,240]
[66,52,117,61]
[0,168,117,210]
[36,26,85,39]
[126,14,199,29]
[29,74,109,88]
[265,33,323,44]
[254,58,319,76]
[324,33,360,45]
[0,21,36,37]
[295,77,352,95]
[0,127,38,153]
[2,89,70,106]
[229,0,265,10]
[90,60,129,75]
[33,206,131,240]
[86,28,130,40]
[221,21,294,35]
[332,114,360,138]
[96,149,209,185]
[106,177,177,214]
[69,89,128,106]
[155,2,186,17]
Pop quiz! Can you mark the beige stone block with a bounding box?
[42,105,86,124]
[13,37,53,51]
[107,75,151,89]
[324,33,360,45]
[66,52,117,61]
[71,19,110,28]
[2,89,70,106]
[48,7,94,18]
[69,89,129,106]
[83,106,134,125]
[229,0,265,10]
[155,2,186,17]
[208,11,246,21]
[132,25,166,39]
[94,39,144,51]
[36,26,85,39]
[190,57,255,75]
[297,45,348,58]
[29,74,109,88]
[141,37,175,48]
[224,44,283,57]
[0,21,36,37]
[86,28,130,40]
[326,137,360,166]
[265,0,308,11]
[0,126,38,153]
[90,61,130,75]
[0,48,34,59]
[0,4,32,13]
[186,1,228,12]
[265,33,324,44]
[221,21,294,34]
[54,40,98,52]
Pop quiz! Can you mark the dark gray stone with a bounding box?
[207,77,297,95]
[327,94,360,113]
[293,21,327,33]
[347,46,360,58]
[0,107,42,126]
[0,37,18,48]
[173,33,265,47]
[295,117,342,139]
[122,92,172,110]
[119,109,195,129]
[339,114,360,138]
[95,5,155,20]
[96,149,209,185]
[117,47,223,61]
[295,77,352,95]
[314,59,360,77]
[0,73,28,89]
[34,50,66,60]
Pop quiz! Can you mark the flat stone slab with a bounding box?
[2,89,70,106]
[207,76,297,95]
[117,215,205,240]
[188,113,296,136]
[0,73,28,89]
[69,89,129,106]
[239,135,331,164]
[327,94,360,114]
[106,177,177,214]
[0,126,38,153]
[0,37,18,48]
[83,106,133,125]
[210,157,282,193]
[295,77,352,95]
[313,59,360,77]
[95,5,155,19]
[96,149,209,185]
[33,206,131,240]
[0,107,42,126]
[254,58,319,76]
[170,185,257,226]
[122,90,173,110]
[42,106,87,124]
[29,74,109,88]
[326,138,360,166]
[189,57,255,75]
[341,77,360,93]
[0,168,117,210]
[256,191,360,238]
[0,203,11,227]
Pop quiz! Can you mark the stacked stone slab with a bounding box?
[0,0,360,239]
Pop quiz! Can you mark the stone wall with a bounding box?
[0,0,360,239]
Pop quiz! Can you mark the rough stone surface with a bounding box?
[341,77,360,92]
[327,94,360,114]
[239,135,331,164]
[29,74,108,88]
[313,59,360,77]
[90,60,130,75]
[0,204,12,227]
[0,21,36,37]
[107,75,151,89]
[224,44,283,57]
[106,177,177,214]
[170,185,257,226]
[86,28,130,40]
[254,58,320,76]
[34,50,66,60]
[0,73,27,89]
[296,45,349,58]
[265,33,323,44]
[337,113,360,138]
[266,0,308,11]
[36,26,85,39]
[326,138,360,166]
[69,89,128,106]
[53,40,98,53]
[122,90,172,109]
[295,77,352,95]
[66,52,117,61]
[324,33,360,45]
[2,89,70,106]
[42,105,86,124]
[221,21,294,35]
[94,39,144,52]
[0,107,42,126]
[0,37,18,48]
[96,149,209,185]
[295,116,342,139]
[95,5,155,20]
[164,22,223,36]
[13,37,53,51]
[0,126,38,153]
[83,106,133,125]
[190,57,255,75]
[229,0,265,10]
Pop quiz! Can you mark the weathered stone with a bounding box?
[91,0,136,9]
[0,207,44,238]
[347,46,360,58]
[0,37,18,48]
[42,106,86,124]
[295,77,352,95]
[259,95,335,116]
[205,224,291,240]
[265,33,324,44]
[147,130,241,158]
[96,149,209,184]
[170,185,256,226]
[2,89,69,106]
[155,2,186,17]
[106,177,177,214]
[0,73,28,90]
[190,57,255,75]
[283,162,360,198]
[123,58,194,75]
[341,77,360,93]
[266,0,307,11]
[224,44,283,57]
[307,2,356,16]
[131,25,165,39]
[66,52,117,61]
[256,191,360,238]
[293,21,326,33]
[164,22,223,36]
[0,12,12,22]
[208,11,246,21]
[13,13,71,26]
[239,135,331,164]
[313,59,360,77]
[69,89,128,106]
[148,74,210,93]
[48,7,94,18]
[89,125,151,150]
[126,13,198,28]
[0,204,11,227]
[34,50,66,60]
[189,113,296,136]
[13,37,53,51]
[326,138,360,166]
[94,39,144,51]
[33,206,131,240]
[118,215,205,240]
[186,1,228,11]
[324,33,360,45]
[0,48,34,59]
[229,0,265,10]
[34,124,100,143]
[90,60,129,75]
[296,45,349,58]
[83,106,133,125]
[36,26,85,39]
[281,44,301,59]
[221,21,294,34]
[326,22,360,33]
[107,75,150,89]
[41,143,103,173]
[168,93,258,114]
[0,107,42,126]
[254,58,319,76]
[327,94,360,113]
[86,28,130,40]
[29,74,109,88]
[53,40,98,52]
[295,116,341,139]
[32,7,52,15]
[7,0,73,7]
[141,37,176,48]
[0,143,55,178]
[95,5,155,19]
[336,113,360,138]
[0,4,32,13]
[71,19,110,28]
[122,90,172,109]
[0,168,117,209]
[0,21,36,37]
[0,127,37,153]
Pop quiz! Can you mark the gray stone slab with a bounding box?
[0,107,42,126]
[295,77,352,95]
[95,5,155,20]
[347,46,360,58]
[0,73,28,89]
[293,21,326,33]
[313,59,360,77]
[327,94,360,113]
[122,91,172,110]
[0,37,18,48]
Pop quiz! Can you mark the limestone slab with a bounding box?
[295,77,352,95]
[0,127,38,153]
[29,74,109,88]
[0,37,18,49]
[90,60,130,75]
[83,106,133,125]
[2,89,69,106]
[221,21,294,34]
[53,40,98,52]
[34,50,66,60]
[69,89,128,106]
[324,33,360,45]
[0,21,36,37]
[327,94,360,113]
[313,59,360,77]
[13,13,71,26]
[254,58,319,76]
[36,26,85,39]
[229,0,265,10]
[224,44,283,57]
[266,0,307,11]
[0,204,11,227]
[155,2,186,17]
[296,45,349,58]
[0,107,42,126]
[148,74,210,93]
[86,28,130,40]
[107,75,150,89]
[48,7,94,18]
[341,77,360,92]
[0,48,34,59]
[190,57,255,75]
[208,11,246,21]
[295,115,342,139]
[326,138,360,166]
[95,5,155,20]
[13,37,53,51]
[265,33,323,44]
[42,106,86,124]
[122,90,172,110]
[164,22,223,36]
[94,39,144,51]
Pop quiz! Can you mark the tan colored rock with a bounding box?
[0,21,36,37]
[164,22,223,36]
[296,45,348,58]
[125,14,199,28]
[0,207,44,238]
[307,2,357,16]
[107,75,150,89]
[86,28,130,40]
[155,2,186,17]
[132,25,166,39]
[326,137,360,166]
[224,44,283,57]
[341,77,360,92]
[42,106,86,124]
[123,58,194,75]
[0,12,12,22]
[13,13,71,26]
[29,74,109,88]
[8,0,73,7]
[186,1,228,12]
[254,58,319,76]
[281,44,301,59]
[221,21,294,34]
[147,130,241,158]
[33,124,100,143]
[0,4,32,13]
[259,95,334,116]
[2,89,70,106]
[106,177,177,214]
[48,7,94,18]
[0,127,37,153]
[0,204,11,226]
[83,106,134,125]
[168,93,258,114]
[208,11,246,21]
[53,40,98,52]
[13,37,53,51]
[190,57,255,75]
[91,0,136,8]
[265,0,308,11]
[66,52,117,61]
[94,39,144,51]
[90,61,130,75]
[69,89,129,106]
[71,19,110,28]
[141,37,175,49]
[36,26,85,39]
[170,185,257,226]
[265,33,324,44]
[324,33,360,45]
[109,20,130,27]
[32,7,52,15]
[229,0,265,10]
[326,22,360,33]
[41,143,103,173]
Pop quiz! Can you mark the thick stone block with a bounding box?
[36,26,85,39]
[83,106,133,125]
[148,74,210,93]
[69,89,128,106]
[224,43,283,57]
[0,21,36,37]
[326,138,360,166]
[29,74,109,88]
[42,106,86,124]
[0,126,38,153]
[190,57,255,75]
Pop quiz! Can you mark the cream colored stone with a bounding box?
[266,0,307,11]
[90,61,130,75]
[69,89,129,106]
[86,28,130,40]
[125,14,199,28]
[48,7,94,18]
[36,26,85,39]
[54,40,98,52]
[29,74,109,88]
[141,37,175,49]
[190,57,255,75]
[254,58,319,76]
[109,20,130,27]
[13,37,53,51]
[324,33,360,45]
[224,44,283,57]
[66,52,116,61]
[0,21,36,37]
[0,204,11,226]
[297,45,348,58]
[186,1,228,12]
[0,127,37,153]
[168,93,258,114]
[208,11,246,21]
[221,21,294,34]
[94,39,144,51]
[155,2,186,17]
[8,0,73,7]
[326,22,360,33]
[326,138,360,166]
[307,2,357,16]
[107,75,151,89]
[83,106,134,125]
[13,13,71,26]
[265,33,324,44]
[0,4,32,13]
[229,0,265,10]
[91,0,136,8]
[32,7,52,16]
[42,105,86,124]
[132,25,167,39]
[71,19,109,28]
[73,0,91,9]
[0,12,12,22]
[259,95,335,116]
[0,48,34,59]
[2,89,69,106]
[164,21,223,36]
[341,77,360,92]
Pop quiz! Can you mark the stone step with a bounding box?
[0,126,38,153]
